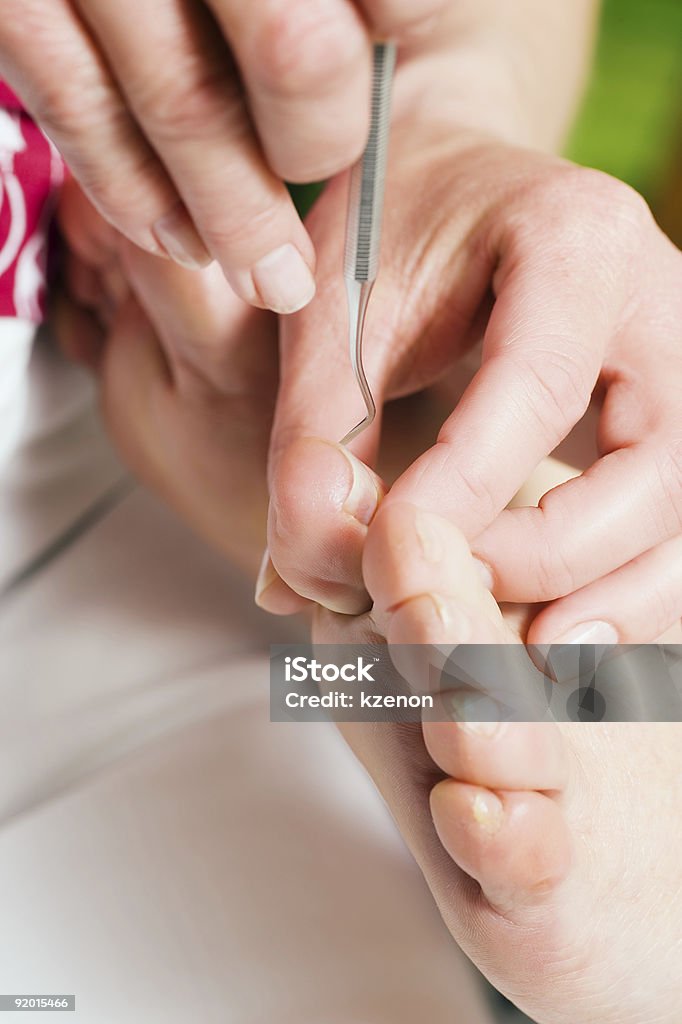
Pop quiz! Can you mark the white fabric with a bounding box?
[0,335,492,1023]
[0,318,33,472]
[0,329,125,590]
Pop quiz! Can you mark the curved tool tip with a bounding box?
[340,408,376,446]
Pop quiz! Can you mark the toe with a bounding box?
[268,437,384,613]
[423,720,567,792]
[254,551,310,615]
[364,502,480,615]
[364,502,516,641]
[430,780,571,919]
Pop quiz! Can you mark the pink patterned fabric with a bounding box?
[0,83,64,322]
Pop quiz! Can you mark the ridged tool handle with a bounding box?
[343,41,396,284]
[339,42,396,447]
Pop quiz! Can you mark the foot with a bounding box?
[55,179,283,579]
[318,501,682,1024]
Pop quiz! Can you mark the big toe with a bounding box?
[267,437,384,614]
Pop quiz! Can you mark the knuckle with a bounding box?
[433,440,499,523]
[527,519,577,599]
[648,581,680,637]
[556,168,650,238]
[31,74,107,141]
[135,66,246,141]
[507,349,593,443]
[582,171,652,247]
[581,169,649,218]
[270,127,365,182]
[30,82,174,230]
[200,196,283,254]
[513,167,652,255]
[252,3,364,97]
[75,147,165,226]
[366,0,445,33]
[655,435,682,533]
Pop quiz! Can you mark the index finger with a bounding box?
[387,222,627,537]
[210,0,372,183]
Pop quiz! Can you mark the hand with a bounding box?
[264,125,682,645]
[54,178,284,580]
[2,0,448,313]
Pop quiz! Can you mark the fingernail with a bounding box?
[252,243,316,314]
[152,206,213,270]
[445,692,504,736]
[337,446,380,526]
[551,621,619,646]
[474,558,494,591]
[472,791,504,835]
[415,511,443,562]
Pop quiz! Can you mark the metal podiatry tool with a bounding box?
[340,41,396,447]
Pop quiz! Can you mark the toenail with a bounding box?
[472,791,504,835]
[428,593,452,629]
[254,549,306,614]
[414,511,443,562]
[550,620,619,646]
[445,692,504,737]
[473,558,494,591]
[334,445,381,526]
[255,548,278,605]
[459,719,503,739]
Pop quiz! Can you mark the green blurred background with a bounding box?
[567,0,682,226]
